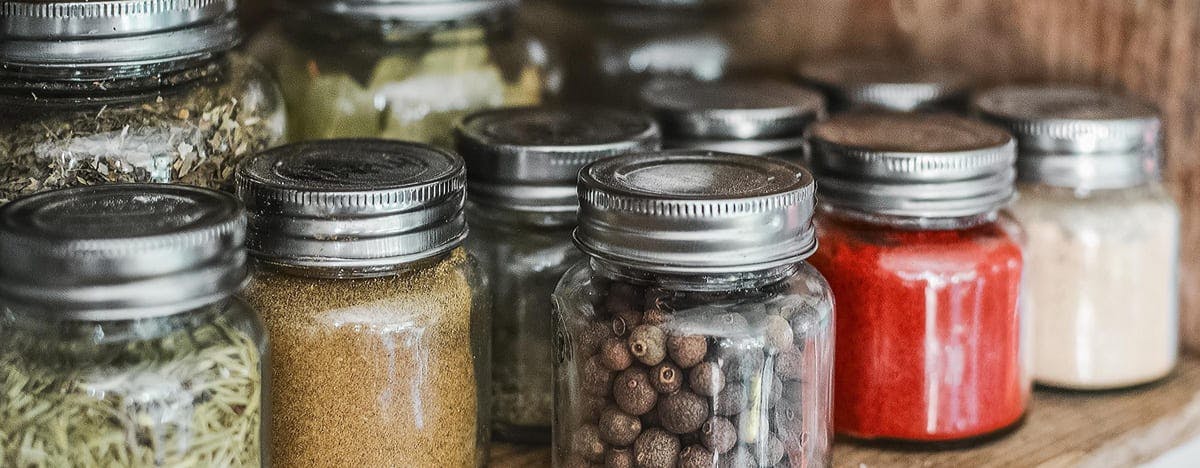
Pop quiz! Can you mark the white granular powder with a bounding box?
[1011,184,1180,390]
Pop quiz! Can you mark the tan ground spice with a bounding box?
[242,248,479,467]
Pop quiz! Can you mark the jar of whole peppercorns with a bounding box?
[552,151,834,467]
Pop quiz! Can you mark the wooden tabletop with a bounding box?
[491,354,1200,467]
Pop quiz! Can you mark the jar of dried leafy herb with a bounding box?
[794,56,970,113]
[237,139,489,467]
[638,78,824,161]
[248,0,549,147]
[0,184,265,467]
[553,151,834,467]
[0,0,286,204]
[455,106,660,443]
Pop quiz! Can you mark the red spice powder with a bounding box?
[810,213,1027,442]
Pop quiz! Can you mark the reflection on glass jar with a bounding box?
[0,184,266,466]
[455,106,661,442]
[249,1,549,147]
[236,139,489,467]
[977,86,1181,390]
[0,0,286,203]
[553,152,833,467]
[807,113,1028,443]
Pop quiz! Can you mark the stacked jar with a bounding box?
[0,0,286,203]
[455,106,661,442]
[638,78,825,161]
[806,113,1028,443]
[249,0,548,146]
[237,140,489,467]
[0,184,266,466]
[976,86,1181,389]
[794,57,970,114]
[554,152,835,467]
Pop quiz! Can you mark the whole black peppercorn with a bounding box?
[600,338,634,371]
[614,368,658,416]
[764,315,795,352]
[678,445,716,468]
[628,325,667,366]
[688,362,725,397]
[582,355,614,397]
[667,334,708,369]
[716,446,758,468]
[651,362,683,394]
[572,424,607,462]
[715,382,748,416]
[605,448,634,468]
[658,390,709,434]
[599,407,642,447]
[634,428,680,468]
[774,350,804,381]
[700,417,737,454]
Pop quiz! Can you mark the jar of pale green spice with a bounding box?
[0,184,265,467]
[237,139,489,467]
[248,0,549,147]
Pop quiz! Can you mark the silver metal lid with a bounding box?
[0,184,246,320]
[973,85,1161,189]
[575,151,817,274]
[0,0,240,68]
[564,0,739,9]
[456,106,661,213]
[808,113,1017,218]
[639,78,826,141]
[294,0,515,21]
[236,139,467,270]
[796,57,970,112]
[665,136,807,159]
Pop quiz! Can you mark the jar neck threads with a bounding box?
[819,203,1000,231]
[253,251,455,280]
[590,257,801,292]
[0,55,227,98]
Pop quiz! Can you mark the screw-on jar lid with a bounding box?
[0,184,246,320]
[236,139,467,270]
[639,78,826,141]
[795,57,970,112]
[575,151,817,274]
[456,106,661,212]
[808,113,1017,218]
[564,0,740,9]
[293,0,515,21]
[974,85,1160,189]
[0,0,240,68]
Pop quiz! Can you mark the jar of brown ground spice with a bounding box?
[236,139,489,467]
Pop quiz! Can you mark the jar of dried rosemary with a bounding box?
[248,0,549,147]
[0,0,286,204]
[237,139,489,467]
[0,184,265,467]
[455,106,661,443]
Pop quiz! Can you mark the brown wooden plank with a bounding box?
[491,354,1200,467]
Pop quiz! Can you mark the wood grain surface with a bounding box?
[491,354,1200,467]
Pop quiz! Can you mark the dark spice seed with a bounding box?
[651,362,683,394]
[667,334,708,369]
[582,355,614,397]
[643,307,670,326]
[688,362,725,397]
[628,325,667,366]
[716,445,758,468]
[605,448,635,468]
[678,445,716,468]
[572,424,607,462]
[774,351,805,381]
[600,338,634,371]
[613,367,657,416]
[599,407,642,447]
[658,390,708,435]
[764,315,795,352]
[633,428,680,468]
[714,382,748,416]
[700,417,737,454]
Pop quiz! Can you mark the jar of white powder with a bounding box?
[976,85,1181,390]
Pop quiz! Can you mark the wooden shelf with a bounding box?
[491,354,1200,467]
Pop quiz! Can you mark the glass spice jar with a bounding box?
[553,152,834,467]
[0,184,266,467]
[794,56,970,114]
[975,85,1181,389]
[455,106,661,443]
[0,0,286,204]
[236,139,489,467]
[248,0,549,147]
[806,113,1028,443]
[637,78,825,161]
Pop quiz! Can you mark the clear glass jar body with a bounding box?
[1011,183,1180,389]
[466,205,582,443]
[241,248,490,467]
[249,13,548,147]
[552,259,834,467]
[810,208,1028,443]
[0,53,287,203]
[0,298,268,467]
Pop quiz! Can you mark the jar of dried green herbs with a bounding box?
[0,0,286,204]
[0,184,265,467]
[248,0,549,147]
[237,139,489,467]
[455,106,661,443]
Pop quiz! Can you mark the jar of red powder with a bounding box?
[807,113,1028,443]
